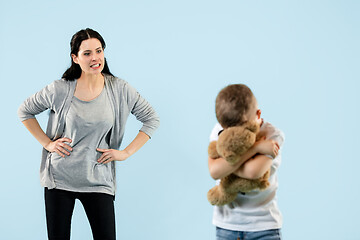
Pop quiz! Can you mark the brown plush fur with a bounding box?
[207,122,270,206]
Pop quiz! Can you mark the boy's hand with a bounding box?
[254,137,279,158]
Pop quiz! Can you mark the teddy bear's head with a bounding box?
[216,121,260,165]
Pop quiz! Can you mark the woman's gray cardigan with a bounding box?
[18,74,160,192]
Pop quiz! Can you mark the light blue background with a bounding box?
[1,0,359,239]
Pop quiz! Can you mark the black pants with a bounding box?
[44,188,116,240]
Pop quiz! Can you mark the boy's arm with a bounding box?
[233,136,281,179]
[233,154,273,179]
[209,138,279,180]
[208,145,259,180]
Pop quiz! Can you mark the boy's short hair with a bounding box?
[215,84,255,128]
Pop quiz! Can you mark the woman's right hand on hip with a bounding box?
[45,138,73,158]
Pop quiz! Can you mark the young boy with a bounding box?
[208,84,284,240]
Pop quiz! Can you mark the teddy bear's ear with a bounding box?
[244,121,260,134]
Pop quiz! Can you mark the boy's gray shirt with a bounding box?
[18,74,160,192]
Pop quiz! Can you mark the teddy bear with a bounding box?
[207,121,270,206]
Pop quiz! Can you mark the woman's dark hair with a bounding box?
[62,28,113,81]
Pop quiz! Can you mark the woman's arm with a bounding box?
[22,118,73,158]
[97,131,150,164]
[18,81,73,158]
[124,82,160,138]
[95,80,158,164]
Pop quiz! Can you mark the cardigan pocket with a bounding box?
[45,152,57,189]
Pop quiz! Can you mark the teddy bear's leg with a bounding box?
[207,185,224,205]
[221,173,268,193]
[214,173,271,197]
[220,192,237,206]
[220,174,240,192]
[226,177,256,193]
[258,170,270,190]
[208,141,220,159]
[235,171,270,192]
[238,179,265,192]
[218,174,255,195]
[207,185,238,206]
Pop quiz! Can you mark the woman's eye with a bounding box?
[97,50,102,53]
[84,53,90,56]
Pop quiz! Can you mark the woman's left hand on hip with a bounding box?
[96,148,130,164]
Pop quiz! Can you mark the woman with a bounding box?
[18,28,160,240]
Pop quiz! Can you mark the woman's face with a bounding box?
[72,38,105,76]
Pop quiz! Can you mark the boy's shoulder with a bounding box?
[261,120,285,147]
[209,123,223,142]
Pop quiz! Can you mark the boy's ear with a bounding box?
[257,109,262,119]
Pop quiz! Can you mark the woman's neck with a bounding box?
[77,73,104,90]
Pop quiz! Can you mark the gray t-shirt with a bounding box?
[50,88,115,195]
